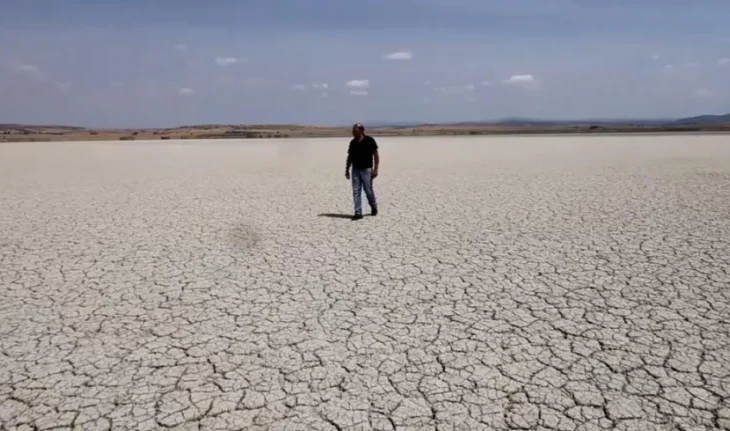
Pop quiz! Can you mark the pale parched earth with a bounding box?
[1,136,729,431]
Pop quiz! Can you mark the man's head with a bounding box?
[352,123,365,139]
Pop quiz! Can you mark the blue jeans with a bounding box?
[352,168,377,214]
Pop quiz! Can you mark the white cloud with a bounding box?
[719,58,730,66]
[434,84,475,95]
[346,79,370,89]
[480,81,493,87]
[684,62,699,68]
[349,90,368,96]
[663,65,675,73]
[422,97,432,104]
[320,92,329,98]
[503,74,539,89]
[174,44,188,51]
[178,88,195,95]
[384,51,413,61]
[110,81,125,88]
[694,88,712,98]
[16,64,40,73]
[465,96,477,103]
[503,74,537,85]
[651,54,660,61]
[215,57,240,66]
[15,64,42,80]
[292,83,329,92]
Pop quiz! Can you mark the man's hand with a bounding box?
[372,169,378,179]
[345,170,350,180]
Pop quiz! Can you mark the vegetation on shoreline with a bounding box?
[1,117,729,142]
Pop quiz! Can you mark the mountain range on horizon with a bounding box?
[363,113,730,129]
[2,114,730,131]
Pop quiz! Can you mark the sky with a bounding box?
[1,0,729,128]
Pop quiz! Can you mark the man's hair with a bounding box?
[353,123,365,131]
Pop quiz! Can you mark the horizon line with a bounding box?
[2,112,729,130]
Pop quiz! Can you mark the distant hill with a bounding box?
[365,117,681,128]
[359,114,730,128]
[484,114,730,127]
[673,114,730,125]
[350,121,424,129]
[0,124,86,131]
[3,113,730,133]
[489,117,676,126]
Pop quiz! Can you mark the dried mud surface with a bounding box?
[1,136,729,430]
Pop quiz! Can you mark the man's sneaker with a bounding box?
[352,213,363,221]
[371,208,378,216]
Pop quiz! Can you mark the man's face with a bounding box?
[352,125,363,138]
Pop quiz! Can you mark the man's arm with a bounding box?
[345,142,352,178]
[373,149,380,178]
[372,138,380,178]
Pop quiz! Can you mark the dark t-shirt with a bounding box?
[347,136,378,169]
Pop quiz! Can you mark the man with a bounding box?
[345,123,379,220]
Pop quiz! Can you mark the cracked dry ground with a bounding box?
[1,136,729,431]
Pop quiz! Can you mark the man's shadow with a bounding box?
[318,213,372,219]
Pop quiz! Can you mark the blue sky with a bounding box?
[1,0,729,127]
